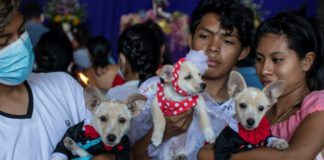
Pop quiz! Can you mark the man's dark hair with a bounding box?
[190,0,254,48]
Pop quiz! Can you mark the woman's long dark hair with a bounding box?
[255,14,324,91]
[87,36,111,76]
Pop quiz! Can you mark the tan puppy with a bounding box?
[228,71,284,132]
[151,59,215,147]
[50,87,146,160]
[215,71,288,160]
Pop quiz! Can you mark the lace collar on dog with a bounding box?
[157,83,198,116]
[171,58,190,96]
[238,117,271,145]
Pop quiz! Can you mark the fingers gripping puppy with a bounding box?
[215,71,289,160]
[50,87,146,160]
[151,50,215,147]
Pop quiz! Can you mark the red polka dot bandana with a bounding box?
[157,83,198,116]
[171,58,189,96]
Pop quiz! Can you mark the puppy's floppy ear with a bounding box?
[228,71,247,97]
[263,80,286,106]
[126,93,147,117]
[84,86,105,113]
[159,65,174,83]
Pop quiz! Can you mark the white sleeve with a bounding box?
[61,72,91,121]
[138,76,160,99]
[49,152,68,160]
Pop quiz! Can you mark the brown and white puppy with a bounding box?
[229,71,289,149]
[151,59,215,147]
[50,87,146,160]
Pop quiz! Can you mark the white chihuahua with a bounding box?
[150,50,215,149]
[50,87,146,160]
[215,71,289,160]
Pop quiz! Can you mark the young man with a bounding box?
[132,0,254,159]
[0,1,89,159]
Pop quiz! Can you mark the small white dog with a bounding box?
[215,71,289,160]
[149,50,215,151]
[50,87,146,160]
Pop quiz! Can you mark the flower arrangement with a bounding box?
[120,9,189,57]
[45,0,86,26]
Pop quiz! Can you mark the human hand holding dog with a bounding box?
[132,109,193,160]
[163,108,194,140]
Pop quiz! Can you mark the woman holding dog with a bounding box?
[199,13,324,160]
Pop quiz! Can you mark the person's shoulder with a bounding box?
[301,90,324,112]
[106,64,119,70]
[25,21,49,31]
[29,72,73,80]
[105,64,119,75]
[28,72,77,87]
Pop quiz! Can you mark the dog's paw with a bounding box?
[203,127,216,143]
[271,139,289,151]
[172,154,187,160]
[63,137,78,151]
[151,136,163,147]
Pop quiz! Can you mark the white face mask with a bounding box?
[0,31,35,86]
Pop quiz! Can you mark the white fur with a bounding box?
[251,90,257,99]
[228,71,289,150]
[150,58,215,159]
[52,87,145,159]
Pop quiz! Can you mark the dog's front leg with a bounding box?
[151,96,166,146]
[196,96,215,143]
[63,137,91,157]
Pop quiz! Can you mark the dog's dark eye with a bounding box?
[184,74,192,80]
[100,116,107,122]
[258,106,264,112]
[119,117,126,123]
[239,103,247,109]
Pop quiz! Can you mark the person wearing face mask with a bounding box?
[0,1,90,159]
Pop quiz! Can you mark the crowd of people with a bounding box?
[0,0,324,160]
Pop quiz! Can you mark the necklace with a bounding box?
[275,102,301,123]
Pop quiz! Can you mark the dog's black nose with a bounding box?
[200,83,206,90]
[246,119,255,126]
[107,134,116,142]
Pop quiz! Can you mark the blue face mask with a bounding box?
[0,31,35,86]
